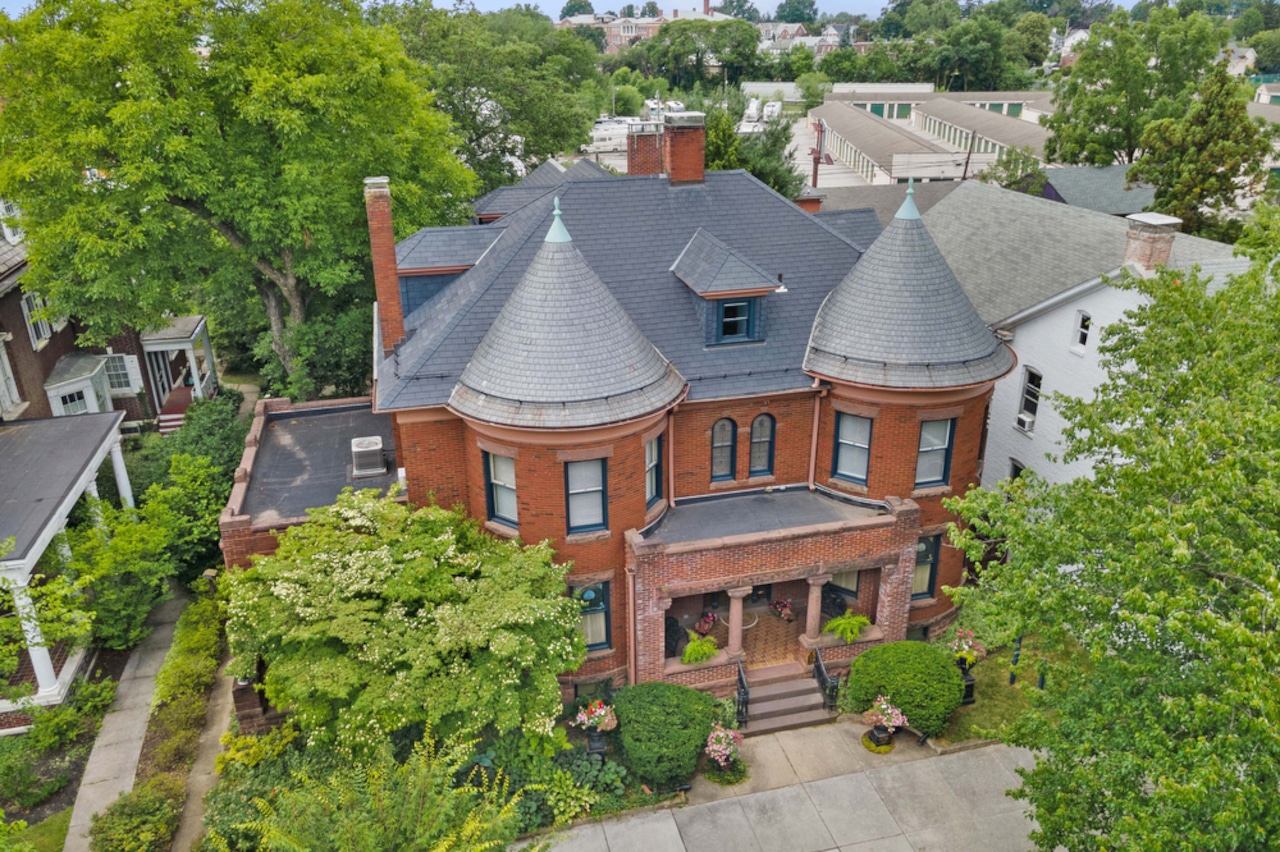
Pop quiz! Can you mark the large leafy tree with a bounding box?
[716,0,761,21]
[1043,8,1224,164]
[775,0,818,23]
[226,490,587,754]
[0,0,473,386]
[948,240,1280,848]
[1128,64,1275,241]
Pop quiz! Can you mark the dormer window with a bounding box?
[671,228,777,347]
[717,298,759,343]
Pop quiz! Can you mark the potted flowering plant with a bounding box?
[575,699,617,754]
[950,629,987,671]
[862,695,908,749]
[704,723,747,784]
[694,611,719,636]
[769,598,795,622]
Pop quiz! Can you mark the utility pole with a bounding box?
[961,129,979,180]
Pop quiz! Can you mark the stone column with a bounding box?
[13,584,58,696]
[805,574,831,641]
[110,440,134,508]
[877,544,918,643]
[726,586,753,658]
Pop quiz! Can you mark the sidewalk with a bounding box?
[170,660,234,851]
[64,591,189,852]
[547,721,1037,852]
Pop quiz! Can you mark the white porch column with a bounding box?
[84,478,104,526]
[13,584,58,696]
[110,440,134,509]
[188,344,203,398]
[201,323,217,395]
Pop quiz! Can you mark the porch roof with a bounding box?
[643,488,884,545]
[141,315,206,349]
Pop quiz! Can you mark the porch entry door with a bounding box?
[147,350,173,402]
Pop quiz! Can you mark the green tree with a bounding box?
[560,0,594,17]
[1127,64,1275,241]
[704,108,745,169]
[711,19,764,83]
[143,455,229,583]
[0,0,474,388]
[976,145,1049,195]
[1234,4,1265,37]
[740,118,807,197]
[903,0,962,35]
[948,248,1280,849]
[0,540,93,696]
[646,19,718,88]
[225,490,587,754]
[796,71,832,109]
[640,0,661,15]
[619,2,637,14]
[1014,12,1052,64]
[1043,9,1225,164]
[788,44,817,78]
[716,0,762,20]
[1250,27,1280,72]
[775,0,819,23]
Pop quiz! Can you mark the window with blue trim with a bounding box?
[645,436,663,508]
[913,535,940,599]
[484,452,518,527]
[833,413,872,484]
[715,298,761,343]
[566,459,608,533]
[577,582,611,650]
[711,418,736,481]
[749,414,774,476]
[914,419,954,487]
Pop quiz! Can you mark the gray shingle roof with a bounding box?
[805,190,1015,388]
[377,170,866,412]
[922,181,1239,326]
[810,102,950,166]
[471,159,615,217]
[1044,165,1155,215]
[671,228,779,295]
[396,225,505,268]
[913,98,1049,158]
[818,182,960,227]
[814,209,883,250]
[0,240,27,299]
[449,205,686,428]
[520,159,568,187]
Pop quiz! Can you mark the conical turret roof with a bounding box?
[449,199,686,428]
[804,188,1014,389]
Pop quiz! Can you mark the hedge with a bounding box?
[839,641,963,737]
[89,772,184,852]
[610,682,716,789]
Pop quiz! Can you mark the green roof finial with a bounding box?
[895,178,921,221]
[545,196,571,243]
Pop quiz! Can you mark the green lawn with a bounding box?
[936,644,1034,746]
[12,806,71,852]
[219,372,264,390]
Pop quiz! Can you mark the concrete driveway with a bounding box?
[545,722,1038,852]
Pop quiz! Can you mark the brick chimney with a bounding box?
[627,120,664,176]
[364,176,404,356]
[704,0,710,14]
[1123,212,1182,271]
[663,111,706,185]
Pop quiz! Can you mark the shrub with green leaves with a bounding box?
[681,632,718,665]
[152,597,223,707]
[839,641,964,737]
[823,611,872,643]
[611,682,716,789]
[88,773,183,852]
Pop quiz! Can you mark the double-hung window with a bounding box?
[577,582,611,650]
[104,354,133,392]
[1074,311,1091,348]
[645,436,663,508]
[913,535,940,599]
[711,418,736,481]
[485,453,518,527]
[0,199,22,245]
[1017,369,1041,431]
[749,414,774,476]
[915,419,954,487]
[566,459,607,533]
[830,569,860,598]
[21,292,52,350]
[60,389,88,416]
[834,413,872,484]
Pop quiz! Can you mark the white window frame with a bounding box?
[1017,368,1042,432]
[644,436,662,508]
[104,353,138,394]
[486,452,518,527]
[0,199,22,246]
[833,413,872,484]
[1072,311,1091,352]
[0,339,23,417]
[59,388,89,415]
[21,292,52,351]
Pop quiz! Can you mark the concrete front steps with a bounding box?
[741,662,837,737]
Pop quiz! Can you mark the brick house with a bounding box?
[356,111,1015,712]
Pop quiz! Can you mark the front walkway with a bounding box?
[547,722,1038,852]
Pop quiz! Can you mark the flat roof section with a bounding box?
[0,412,123,563]
[644,488,884,545]
[239,403,397,526]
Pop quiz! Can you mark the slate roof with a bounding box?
[520,159,568,187]
[671,229,780,295]
[818,182,960,227]
[913,98,1050,157]
[814,209,884,250]
[922,181,1240,326]
[471,159,614,217]
[806,189,1015,388]
[0,240,26,299]
[395,225,505,269]
[449,205,686,429]
[377,170,866,412]
[1044,165,1155,215]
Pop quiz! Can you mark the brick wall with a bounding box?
[627,131,663,176]
[103,328,156,421]
[664,123,705,184]
[0,286,77,420]
[397,414,468,508]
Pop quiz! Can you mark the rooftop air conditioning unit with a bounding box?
[351,436,386,478]
[1015,413,1035,432]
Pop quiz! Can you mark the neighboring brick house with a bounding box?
[352,110,1015,709]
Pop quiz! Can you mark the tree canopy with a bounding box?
[226,490,587,755]
[948,236,1280,848]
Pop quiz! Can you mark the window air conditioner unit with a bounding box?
[1015,413,1035,432]
[351,436,386,478]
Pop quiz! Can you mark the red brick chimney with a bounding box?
[1123,212,1182,271]
[627,120,664,176]
[704,0,710,14]
[364,176,404,356]
[663,112,706,185]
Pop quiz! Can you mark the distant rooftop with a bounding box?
[644,488,884,545]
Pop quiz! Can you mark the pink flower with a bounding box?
[705,723,744,769]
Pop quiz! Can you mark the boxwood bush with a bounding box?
[610,682,716,789]
[839,641,963,737]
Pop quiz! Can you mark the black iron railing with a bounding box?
[736,659,750,726]
[813,648,839,710]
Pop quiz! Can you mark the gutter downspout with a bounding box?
[627,562,637,686]
[667,408,677,508]
[807,378,823,490]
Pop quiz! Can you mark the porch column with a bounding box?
[13,584,58,696]
[188,344,203,398]
[726,586,753,658]
[805,574,831,641]
[201,324,217,395]
[109,440,135,509]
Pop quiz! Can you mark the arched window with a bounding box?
[711,418,736,481]
[749,414,775,476]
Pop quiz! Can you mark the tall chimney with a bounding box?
[627,120,664,176]
[663,111,706,185]
[1123,212,1182,271]
[704,0,710,14]
[364,176,404,357]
